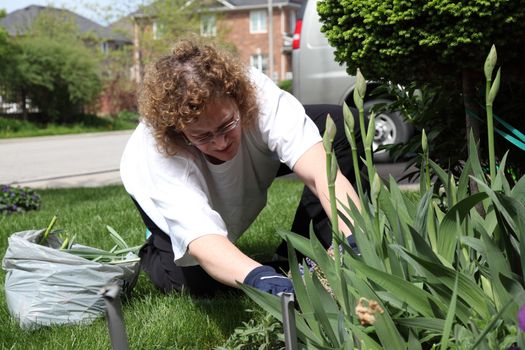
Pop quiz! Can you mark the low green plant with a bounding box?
[0,117,39,134]
[242,46,525,349]
[218,309,285,350]
[0,184,41,214]
[114,110,140,124]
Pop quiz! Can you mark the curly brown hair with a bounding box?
[138,39,260,156]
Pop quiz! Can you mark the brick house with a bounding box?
[201,0,303,82]
[129,0,303,83]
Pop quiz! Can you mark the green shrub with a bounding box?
[278,79,292,93]
[0,113,137,138]
[0,117,39,135]
[318,0,525,186]
[0,185,41,214]
[112,111,140,130]
[115,111,140,123]
[66,113,113,127]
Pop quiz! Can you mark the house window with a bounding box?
[201,14,217,37]
[289,10,296,34]
[152,21,160,40]
[101,41,109,55]
[250,9,267,33]
[250,53,268,74]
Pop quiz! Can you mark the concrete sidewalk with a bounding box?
[12,169,122,188]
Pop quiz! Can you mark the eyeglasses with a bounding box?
[184,116,240,146]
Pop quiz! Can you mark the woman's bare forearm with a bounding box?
[188,234,261,287]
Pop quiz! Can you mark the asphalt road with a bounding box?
[0,131,418,189]
[0,131,132,188]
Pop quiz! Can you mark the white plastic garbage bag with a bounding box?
[2,229,140,329]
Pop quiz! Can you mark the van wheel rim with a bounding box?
[373,113,397,151]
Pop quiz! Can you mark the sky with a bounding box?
[1,0,146,25]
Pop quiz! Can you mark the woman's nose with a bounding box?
[211,133,228,148]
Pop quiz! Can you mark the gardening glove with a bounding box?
[346,235,360,255]
[244,265,294,296]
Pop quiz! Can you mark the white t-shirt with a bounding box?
[120,67,322,266]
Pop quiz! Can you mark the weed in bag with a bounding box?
[1,217,140,329]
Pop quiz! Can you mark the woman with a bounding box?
[120,39,362,297]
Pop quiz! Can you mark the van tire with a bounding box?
[363,99,412,163]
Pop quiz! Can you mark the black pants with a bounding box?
[133,104,364,297]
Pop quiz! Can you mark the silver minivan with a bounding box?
[291,0,412,162]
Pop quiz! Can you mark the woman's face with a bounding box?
[182,97,242,164]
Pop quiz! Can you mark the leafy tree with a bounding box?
[3,8,103,121]
[14,37,102,121]
[319,0,525,85]
[141,0,201,57]
[132,0,233,78]
[98,44,137,116]
[26,8,80,43]
[318,0,525,173]
[0,10,20,108]
[0,9,10,68]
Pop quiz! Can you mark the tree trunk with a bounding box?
[462,68,485,216]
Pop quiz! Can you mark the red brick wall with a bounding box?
[219,7,293,82]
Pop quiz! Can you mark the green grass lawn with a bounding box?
[0,179,303,349]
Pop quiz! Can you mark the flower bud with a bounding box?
[343,102,356,147]
[371,172,381,204]
[323,114,336,152]
[484,44,497,81]
[365,113,375,148]
[343,101,354,130]
[421,129,428,155]
[330,155,338,183]
[487,67,501,104]
[353,68,366,110]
